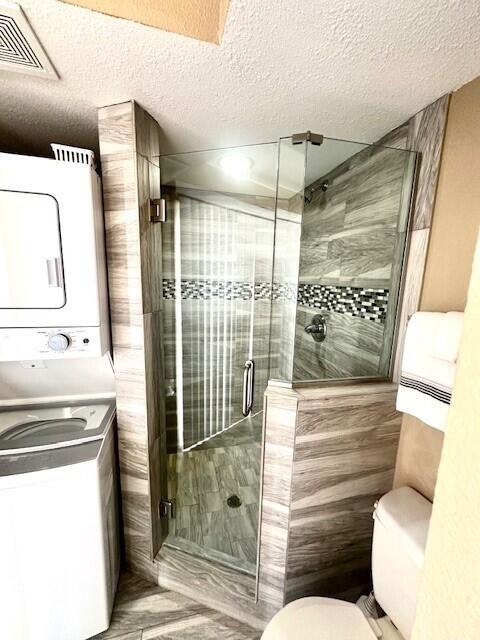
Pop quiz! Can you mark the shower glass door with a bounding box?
[160,143,278,573]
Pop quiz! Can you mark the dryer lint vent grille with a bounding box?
[51,144,96,169]
[0,1,58,78]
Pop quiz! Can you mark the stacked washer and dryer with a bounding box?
[0,147,120,640]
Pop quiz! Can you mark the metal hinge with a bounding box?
[159,498,175,519]
[150,198,166,223]
[291,131,324,146]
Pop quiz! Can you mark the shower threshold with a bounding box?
[163,534,257,577]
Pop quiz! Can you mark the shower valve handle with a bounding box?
[305,314,327,343]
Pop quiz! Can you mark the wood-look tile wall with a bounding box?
[393,94,450,380]
[301,144,410,289]
[98,100,166,578]
[256,390,297,613]
[285,384,402,602]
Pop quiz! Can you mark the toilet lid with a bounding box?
[262,597,377,640]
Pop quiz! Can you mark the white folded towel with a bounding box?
[432,311,464,363]
[396,311,464,431]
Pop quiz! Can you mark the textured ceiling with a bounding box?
[1,0,480,159]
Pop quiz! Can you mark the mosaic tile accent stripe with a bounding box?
[297,284,389,324]
[163,278,260,300]
[163,278,297,302]
[162,279,389,324]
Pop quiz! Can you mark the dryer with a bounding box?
[0,149,109,361]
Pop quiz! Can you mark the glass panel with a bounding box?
[270,136,417,383]
[160,143,277,575]
[268,138,305,381]
[0,190,65,309]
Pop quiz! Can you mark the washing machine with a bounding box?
[0,399,120,640]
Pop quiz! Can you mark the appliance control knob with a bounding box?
[48,333,71,352]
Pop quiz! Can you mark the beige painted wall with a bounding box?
[60,0,230,44]
[394,414,444,500]
[412,232,480,639]
[420,76,480,311]
[394,76,480,500]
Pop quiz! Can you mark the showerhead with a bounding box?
[304,179,329,204]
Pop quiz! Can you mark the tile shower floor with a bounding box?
[166,415,262,572]
[91,571,260,639]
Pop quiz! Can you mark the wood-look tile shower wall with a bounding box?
[392,94,450,379]
[294,142,413,381]
[98,100,167,577]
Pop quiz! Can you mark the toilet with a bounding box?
[262,486,432,640]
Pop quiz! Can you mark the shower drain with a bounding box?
[226,494,242,508]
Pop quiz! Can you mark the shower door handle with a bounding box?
[242,359,255,417]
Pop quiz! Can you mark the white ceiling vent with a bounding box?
[0,1,58,79]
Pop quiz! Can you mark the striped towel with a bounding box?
[399,374,452,404]
[397,312,463,431]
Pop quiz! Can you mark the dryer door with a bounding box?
[0,190,66,309]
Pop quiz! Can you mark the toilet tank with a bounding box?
[372,487,432,639]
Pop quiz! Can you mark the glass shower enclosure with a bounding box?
[270,135,417,383]
[158,134,416,575]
